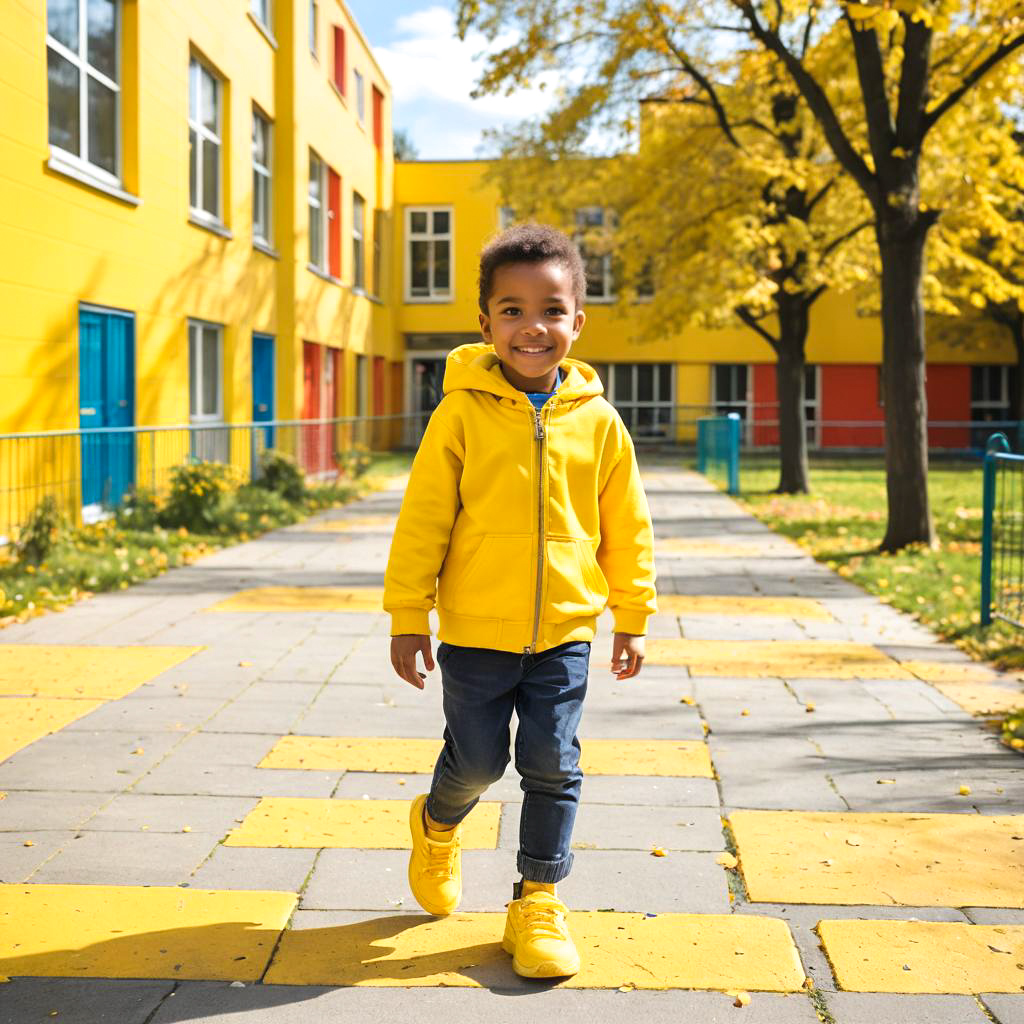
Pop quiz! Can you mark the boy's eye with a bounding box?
[546,307,566,316]
[501,306,520,316]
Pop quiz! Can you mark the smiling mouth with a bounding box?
[515,346,552,354]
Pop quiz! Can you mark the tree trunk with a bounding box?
[775,300,810,494]
[878,220,936,551]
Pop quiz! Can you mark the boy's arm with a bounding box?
[596,423,657,637]
[383,407,464,636]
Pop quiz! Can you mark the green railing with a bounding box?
[981,431,1024,628]
[696,413,741,495]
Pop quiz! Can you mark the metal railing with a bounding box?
[981,432,1024,629]
[0,413,430,543]
[696,413,741,495]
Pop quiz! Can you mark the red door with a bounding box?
[302,341,323,473]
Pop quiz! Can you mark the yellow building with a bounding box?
[0,0,396,526]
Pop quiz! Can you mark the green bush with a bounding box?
[15,495,64,566]
[1002,709,1024,754]
[338,446,373,480]
[115,486,160,531]
[225,484,301,533]
[159,460,239,534]
[255,448,307,503]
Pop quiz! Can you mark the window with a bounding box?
[188,56,223,224]
[308,150,326,270]
[46,0,121,182]
[596,363,674,440]
[332,25,346,94]
[309,0,318,57]
[405,207,452,301]
[187,319,226,461]
[353,69,365,123]
[372,208,384,296]
[356,353,368,417]
[804,365,820,448]
[250,0,271,29]
[252,108,272,246]
[328,168,341,278]
[713,364,749,421]
[372,85,384,149]
[575,206,615,300]
[352,192,365,290]
[971,365,1012,448]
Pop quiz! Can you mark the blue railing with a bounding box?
[696,413,741,495]
[981,432,1024,629]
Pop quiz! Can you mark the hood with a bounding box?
[441,342,604,406]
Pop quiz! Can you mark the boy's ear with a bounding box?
[479,311,492,342]
[572,308,586,338]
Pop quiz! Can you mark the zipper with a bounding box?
[524,400,552,656]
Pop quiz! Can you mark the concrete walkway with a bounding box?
[0,458,1021,1024]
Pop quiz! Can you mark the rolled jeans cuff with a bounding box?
[517,849,574,884]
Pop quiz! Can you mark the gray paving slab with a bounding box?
[143,982,822,1023]
[0,789,113,831]
[982,995,1024,1024]
[78,793,259,835]
[27,829,220,884]
[60,695,228,732]
[0,830,80,882]
[824,992,994,1024]
[0,978,174,1024]
[133,761,341,798]
[188,845,318,892]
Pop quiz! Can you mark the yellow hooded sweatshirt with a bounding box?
[383,342,657,655]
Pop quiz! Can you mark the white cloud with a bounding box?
[374,5,555,159]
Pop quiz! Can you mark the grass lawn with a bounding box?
[724,455,1024,670]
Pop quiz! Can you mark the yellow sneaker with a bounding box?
[502,889,580,978]
[407,793,461,916]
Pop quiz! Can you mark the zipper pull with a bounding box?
[534,408,544,439]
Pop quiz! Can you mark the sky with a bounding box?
[343,2,552,160]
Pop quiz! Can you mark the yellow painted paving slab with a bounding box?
[223,798,501,849]
[0,645,202,699]
[265,911,805,990]
[817,919,1024,994]
[0,698,106,762]
[930,680,1024,716]
[206,587,384,613]
[729,810,1024,908]
[657,596,832,621]
[0,884,296,981]
[656,538,763,558]
[304,515,396,532]
[260,736,714,778]
[645,639,912,679]
[901,660,1003,684]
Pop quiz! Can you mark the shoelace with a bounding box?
[519,895,570,940]
[425,835,460,878]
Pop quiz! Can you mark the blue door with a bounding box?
[79,306,135,512]
[252,333,275,451]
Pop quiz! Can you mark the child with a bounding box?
[383,222,657,978]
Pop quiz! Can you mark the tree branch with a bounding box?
[734,3,877,200]
[822,218,874,256]
[736,303,780,349]
[845,12,896,167]
[895,14,933,148]
[924,32,1024,135]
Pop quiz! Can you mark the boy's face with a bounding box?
[479,260,585,393]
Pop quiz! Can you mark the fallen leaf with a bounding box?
[740,709,750,717]
[958,785,972,796]
[182,826,192,833]
[130,748,144,756]
[618,984,635,992]
[679,696,696,705]
[715,852,738,869]
[238,661,253,667]
[805,702,816,713]
[876,779,896,785]
[803,976,814,989]
[650,846,667,857]
[22,840,34,847]
[733,991,751,1007]
[988,945,1012,954]
[821,858,834,866]
[845,836,862,847]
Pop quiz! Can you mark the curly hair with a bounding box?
[477,222,587,314]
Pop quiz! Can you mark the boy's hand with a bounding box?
[390,634,435,690]
[611,632,645,679]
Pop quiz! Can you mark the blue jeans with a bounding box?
[425,639,590,884]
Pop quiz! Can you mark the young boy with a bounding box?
[383,223,657,978]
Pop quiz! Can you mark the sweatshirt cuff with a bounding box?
[389,608,432,636]
[612,609,651,636]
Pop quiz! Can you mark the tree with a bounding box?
[457,0,1024,549]
[393,127,419,161]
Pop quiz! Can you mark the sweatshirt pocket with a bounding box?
[439,534,533,620]
[545,537,608,620]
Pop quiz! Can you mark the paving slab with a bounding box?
[0,978,174,1024]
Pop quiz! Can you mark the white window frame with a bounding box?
[46,0,122,187]
[187,319,224,425]
[307,149,327,271]
[188,55,224,227]
[252,107,272,247]
[404,206,453,302]
[372,207,384,297]
[352,192,365,290]
[712,363,751,444]
[250,0,271,29]
[804,364,820,449]
[309,0,318,57]
[575,206,616,302]
[971,365,1010,414]
[603,363,676,441]
[353,68,365,123]
[356,353,368,417]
